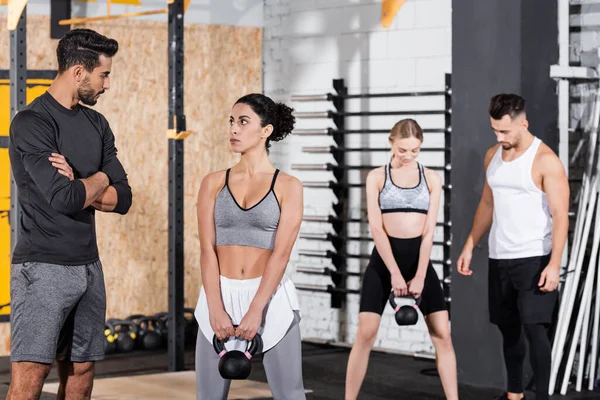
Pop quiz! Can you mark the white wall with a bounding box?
[265,0,451,354]
[22,0,263,27]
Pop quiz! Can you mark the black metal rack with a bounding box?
[9,5,26,268]
[167,0,186,372]
[291,79,349,308]
[443,74,452,310]
[291,74,453,313]
[2,65,55,325]
[2,2,29,325]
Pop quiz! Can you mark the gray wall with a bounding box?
[451,0,558,389]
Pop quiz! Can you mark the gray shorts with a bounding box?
[10,260,107,364]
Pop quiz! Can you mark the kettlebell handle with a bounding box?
[138,316,163,330]
[388,291,422,312]
[113,319,139,336]
[212,324,263,360]
[104,319,116,335]
[126,314,146,322]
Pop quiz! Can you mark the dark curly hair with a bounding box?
[57,29,119,73]
[235,93,295,152]
[488,93,526,120]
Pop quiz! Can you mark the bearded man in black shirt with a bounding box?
[7,28,132,400]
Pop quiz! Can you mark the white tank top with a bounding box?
[486,137,553,259]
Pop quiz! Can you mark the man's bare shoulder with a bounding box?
[537,142,559,160]
[536,142,565,174]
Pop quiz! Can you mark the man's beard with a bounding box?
[78,77,103,106]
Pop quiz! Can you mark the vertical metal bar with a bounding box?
[10,7,26,258]
[50,0,71,39]
[330,79,347,309]
[444,73,452,313]
[168,0,185,372]
[557,0,569,271]
[557,81,569,271]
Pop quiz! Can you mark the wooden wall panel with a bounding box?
[0,13,261,355]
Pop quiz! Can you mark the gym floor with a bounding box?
[0,342,597,399]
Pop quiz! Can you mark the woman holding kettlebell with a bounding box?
[344,119,458,400]
[193,93,305,399]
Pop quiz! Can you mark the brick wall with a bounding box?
[264,0,451,354]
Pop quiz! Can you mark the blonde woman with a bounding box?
[345,119,458,400]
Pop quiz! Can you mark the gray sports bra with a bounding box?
[378,162,430,214]
[214,169,281,251]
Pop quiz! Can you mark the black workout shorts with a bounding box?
[359,236,447,317]
[488,254,558,326]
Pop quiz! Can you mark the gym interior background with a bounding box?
[1,0,600,399]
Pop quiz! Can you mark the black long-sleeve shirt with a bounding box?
[9,91,132,265]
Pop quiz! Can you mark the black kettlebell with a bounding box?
[389,291,422,326]
[104,319,118,355]
[155,312,169,345]
[212,328,263,380]
[113,320,138,353]
[125,314,147,349]
[138,316,165,351]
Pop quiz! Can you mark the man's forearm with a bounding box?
[81,172,110,208]
[466,202,494,250]
[91,181,132,214]
[92,186,118,211]
[549,213,569,268]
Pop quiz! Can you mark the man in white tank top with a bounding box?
[457,94,570,400]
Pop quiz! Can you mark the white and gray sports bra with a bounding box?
[378,163,430,214]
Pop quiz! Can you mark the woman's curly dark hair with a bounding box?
[235,93,295,152]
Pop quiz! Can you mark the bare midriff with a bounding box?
[382,212,427,239]
[217,245,272,279]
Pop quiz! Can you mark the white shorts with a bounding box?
[194,274,301,352]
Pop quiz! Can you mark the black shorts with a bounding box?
[359,236,447,317]
[488,254,558,326]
